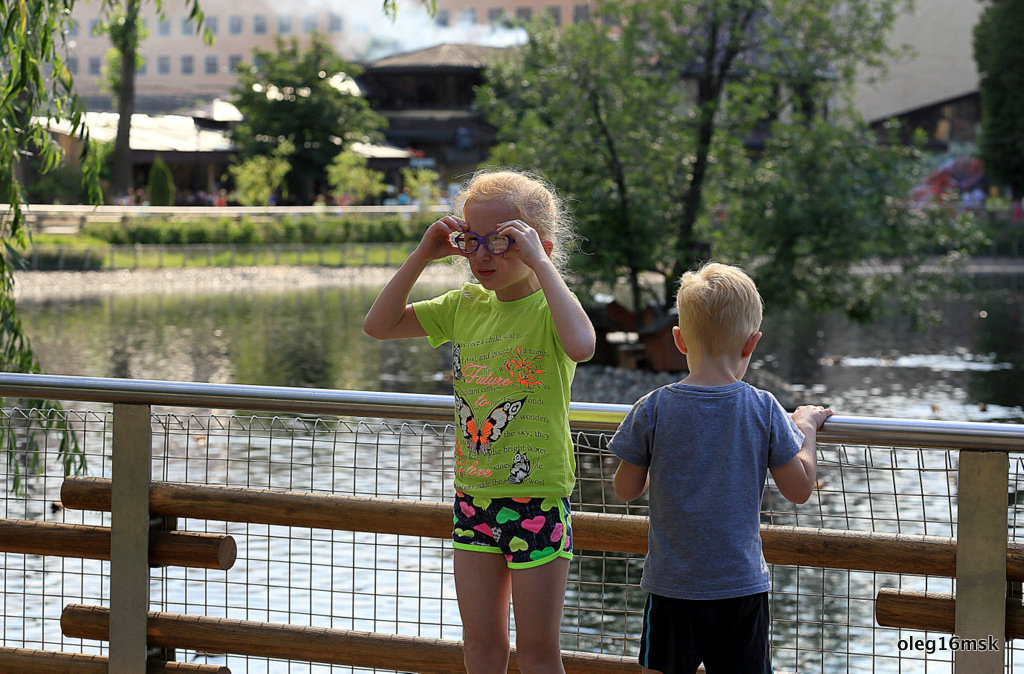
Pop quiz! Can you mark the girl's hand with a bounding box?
[495,219,549,268]
[416,215,467,261]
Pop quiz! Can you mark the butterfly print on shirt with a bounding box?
[456,395,526,454]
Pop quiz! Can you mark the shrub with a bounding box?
[147,157,175,206]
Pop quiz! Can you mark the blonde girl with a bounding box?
[364,169,595,673]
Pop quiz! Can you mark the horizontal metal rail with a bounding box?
[2,372,1024,446]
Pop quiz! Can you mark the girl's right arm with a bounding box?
[363,216,465,340]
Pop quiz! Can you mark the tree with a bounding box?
[401,167,441,207]
[227,139,294,206]
[97,0,208,201]
[229,33,386,205]
[326,150,387,205]
[478,0,970,323]
[974,0,1024,198]
[147,156,175,206]
[716,118,986,324]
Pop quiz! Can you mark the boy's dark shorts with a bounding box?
[639,591,772,673]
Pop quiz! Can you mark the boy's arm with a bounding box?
[770,405,833,504]
[613,460,649,502]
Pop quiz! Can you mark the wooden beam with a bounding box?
[876,588,1024,640]
[61,477,1024,577]
[61,604,640,674]
[0,519,235,570]
[0,646,230,672]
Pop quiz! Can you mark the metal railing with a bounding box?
[2,372,1024,672]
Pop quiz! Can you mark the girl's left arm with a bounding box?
[533,261,596,363]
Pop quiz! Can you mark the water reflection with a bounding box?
[18,273,1024,422]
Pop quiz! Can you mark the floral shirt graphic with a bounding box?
[413,283,577,498]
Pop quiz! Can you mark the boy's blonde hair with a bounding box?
[676,262,763,356]
[454,168,574,273]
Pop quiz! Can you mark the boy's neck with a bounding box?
[680,352,749,387]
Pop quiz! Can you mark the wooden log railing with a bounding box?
[875,589,1024,640]
[46,475,1024,671]
[0,646,229,673]
[0,519,236,570]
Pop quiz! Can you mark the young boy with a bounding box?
[609,262,833,674]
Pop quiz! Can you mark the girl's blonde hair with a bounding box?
[676,262,763,356]
[454,168,575,274]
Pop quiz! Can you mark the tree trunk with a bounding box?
[111,0,140,201]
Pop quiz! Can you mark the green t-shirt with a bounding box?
[413,283,577,498]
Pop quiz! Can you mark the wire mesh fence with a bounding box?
[2,405,1023,672]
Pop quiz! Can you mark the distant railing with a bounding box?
[22,204,447,234]
[2,373,1024,672]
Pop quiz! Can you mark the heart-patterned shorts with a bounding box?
[452,491,573,568]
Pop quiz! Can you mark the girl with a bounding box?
[364,169,596,673]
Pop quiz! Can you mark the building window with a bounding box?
[228,54,243,72]
[573,4,590,23]
[206,16,218,35]
[435,10,449,27]
[328,13,342,32]
[181,54,194,75]
[546,7,562,25]
[158,18,171,36]
[67,21,79,37]
[457,8,477,25]
[278,15,292,33]
[87,56,101,76]
[516,8,532,21]
[204,55,218,75]
[229,15,243,34]
[157,55,170,75]
[89,19,101,35]
[67,57,78,75]
[182,17,197,35]
[488,8,506,23]
[302,15,317,33]
[136,59,146,75]
[253,15,267,34]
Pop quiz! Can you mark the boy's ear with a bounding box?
[672,325,687,354]
[741,331,762,358]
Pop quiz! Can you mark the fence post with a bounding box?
[954,449,1007,671]
[109,402,153,672]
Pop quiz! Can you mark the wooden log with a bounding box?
[0,646,230,673]
[875,588,1024,640]
[61,477,1024,576]
[61,604,640,673]
[0,518,236,570]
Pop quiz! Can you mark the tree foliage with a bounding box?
[327,150,387,205]
[147,156,175,206]
[477,0,980,323]
[1,0,88,488]
[716,118,986,323]
[227,139,294,206]
[974,0,1024,197]
[228,34,386,205]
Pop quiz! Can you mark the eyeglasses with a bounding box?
[451,231,514,255]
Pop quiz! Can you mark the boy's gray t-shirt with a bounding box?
[608,380,804,600]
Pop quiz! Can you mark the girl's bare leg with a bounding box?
[455,548,512,674]
[510,556,570,674]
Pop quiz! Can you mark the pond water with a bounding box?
[16,271,1024,423]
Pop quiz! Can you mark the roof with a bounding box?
[41,112,411,160]
[366,43,506,70]
[44,111,234,153]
